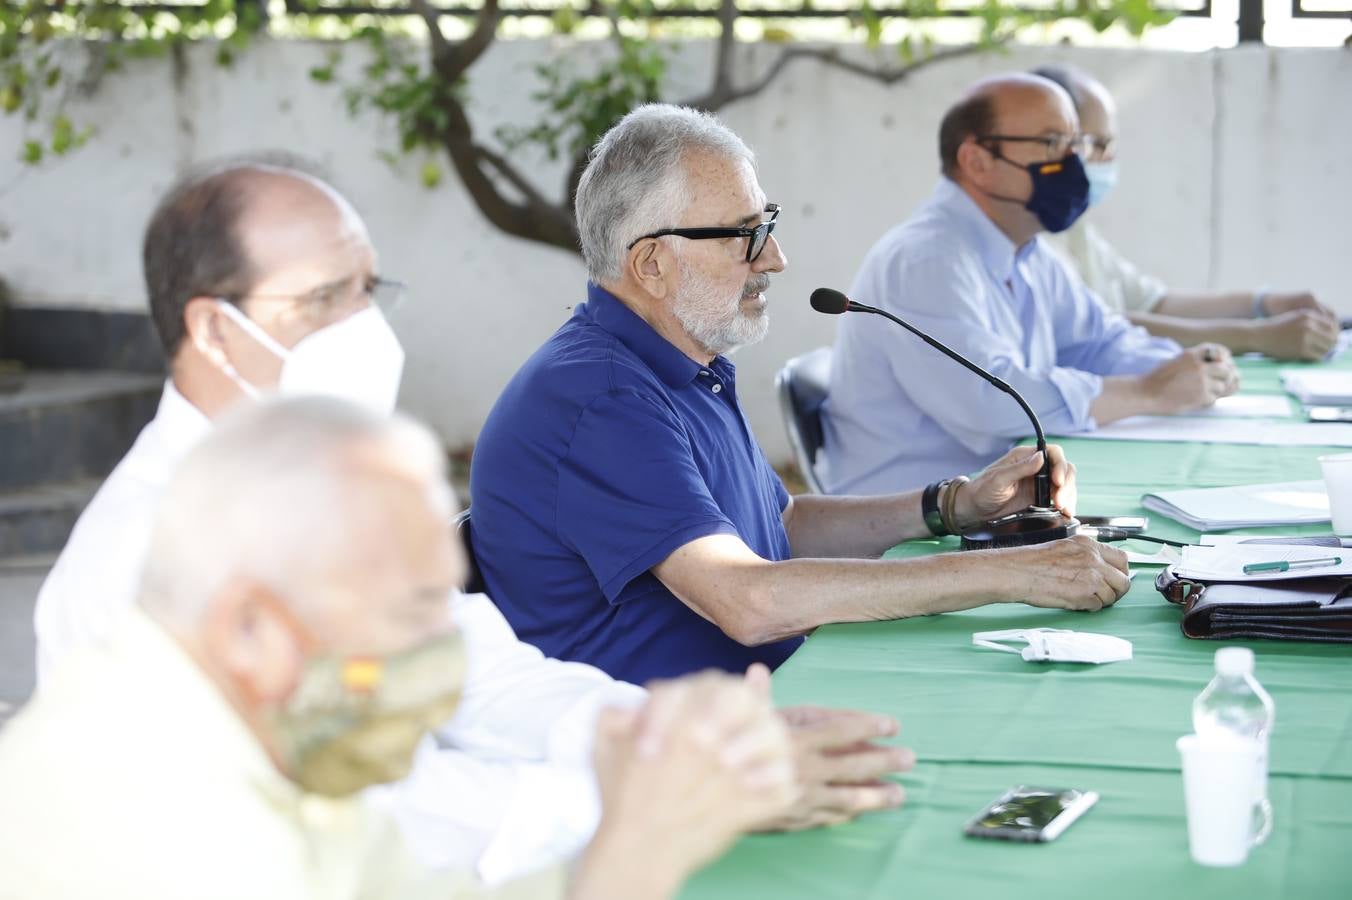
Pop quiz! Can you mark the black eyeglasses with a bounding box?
[627,203,780,263]
[978,133,1093,162]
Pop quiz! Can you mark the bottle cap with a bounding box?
[1215,646,1255,677]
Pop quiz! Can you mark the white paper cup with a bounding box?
[1319,452,1352,537]
[1177,733,1263,867]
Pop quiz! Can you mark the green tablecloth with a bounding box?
[684,356,1352,900]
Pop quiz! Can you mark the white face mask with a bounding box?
[972,628,1132,665]
[211,301,405,415]
[1083,160,1119,208]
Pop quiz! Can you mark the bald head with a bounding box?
[143,161,367,359]
[939,74,1079,177]
[1031,64,1117,149]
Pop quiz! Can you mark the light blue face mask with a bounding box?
[1084,160,1120,208]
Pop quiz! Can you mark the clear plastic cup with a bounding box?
[1318,452,1352,536]
[1177,733,1265,866]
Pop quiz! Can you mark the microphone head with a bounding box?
[810,288,851,315]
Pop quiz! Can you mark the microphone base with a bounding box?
[960,507,1079,551]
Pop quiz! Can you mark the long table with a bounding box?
[684,356,1352,900]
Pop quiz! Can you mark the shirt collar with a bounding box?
[931,178,1031,284]
[158,379,213,464]
[116,605,298,803]
[585,283,706,389]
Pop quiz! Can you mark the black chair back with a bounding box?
[774,346,832,494]
[452,508,487,596]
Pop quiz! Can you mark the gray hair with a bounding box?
[138,396,451,629]
[575,103,756,283]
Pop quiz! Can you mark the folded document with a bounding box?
[1177,544,1352,582]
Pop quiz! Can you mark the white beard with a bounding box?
[672,259,771,356]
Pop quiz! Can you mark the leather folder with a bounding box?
[1155,568,1352,643]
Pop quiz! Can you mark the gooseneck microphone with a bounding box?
[810,287,1077,550]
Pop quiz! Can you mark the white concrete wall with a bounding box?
[1,40,1349,463]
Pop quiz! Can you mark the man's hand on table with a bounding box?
[1251,305,1339,361]
[745,663,917,830]
[581,670,798,899]
[990,535,1131,611]
[1145,343,1240,413]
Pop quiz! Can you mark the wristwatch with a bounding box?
[922,480,952,536]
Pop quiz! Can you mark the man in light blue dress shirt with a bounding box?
[821,74,1240,495]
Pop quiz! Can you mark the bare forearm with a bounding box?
[783,492,929,559]
[1126,311,1260,353]
[699,552,1013,646]
[1152,290,1256,321]
[1088,374,1158,425]
[569,825,685,900]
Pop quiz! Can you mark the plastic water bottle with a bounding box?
[1192,646,1275,842]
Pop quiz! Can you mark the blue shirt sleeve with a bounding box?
[1042,248,1182,377]
[868,248,1104,455]
[556,390,740,605]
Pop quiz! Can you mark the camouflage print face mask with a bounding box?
[268,630,466,797]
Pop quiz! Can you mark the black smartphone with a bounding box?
[1076,515,1148,533]
[963,786,1099,843]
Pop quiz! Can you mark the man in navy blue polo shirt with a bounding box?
[471,103,1131,685]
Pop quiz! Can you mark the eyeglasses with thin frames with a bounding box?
[238,274,407,318]
[627,203,780,264]
[977,134,1094,163]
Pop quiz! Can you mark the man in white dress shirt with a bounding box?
[32,160,916,882]
[1,397,798,899]
[1033,64,1339,362]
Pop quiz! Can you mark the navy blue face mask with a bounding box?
[988,150,1091,234]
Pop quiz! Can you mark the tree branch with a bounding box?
[684,40,993,113]
[442,126,579,250]
[443,0,503,83]
[412,4,577,253]
[709,0,738,102]
[408,0,451,64]
[476,142,566,215]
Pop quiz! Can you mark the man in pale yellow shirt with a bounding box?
[1035,64,1339,362]
[0,397,796,900]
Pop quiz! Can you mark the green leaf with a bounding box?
[551,4,578,36]
[50,113,73,154]
[420,159,442,189]
[860,5,884,49]
[897,34,914,64]
[21,139,41,164]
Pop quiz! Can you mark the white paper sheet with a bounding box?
[1143,481,1330,531]
[1122,544,1182,566]
[1200,534,1344,548]
[1177,544,1351,581]
[1183,394,1293,419]
[1061,416,1352,447]
[1281,369,1352,405]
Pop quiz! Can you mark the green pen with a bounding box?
[1242,556,1342,575]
